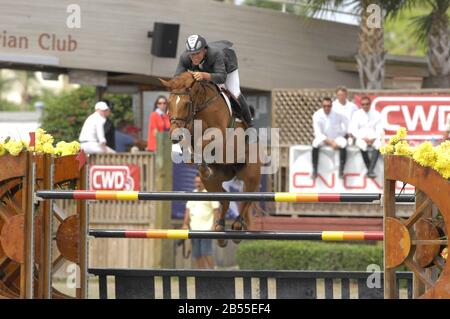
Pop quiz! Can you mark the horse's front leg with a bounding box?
[215,200,230,248]
[200,135,226,165]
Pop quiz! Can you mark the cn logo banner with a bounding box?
[354,95,450,143]
[289,145,414,193]
[89,165,140,191]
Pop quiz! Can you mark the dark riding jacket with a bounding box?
[175,40,238,84]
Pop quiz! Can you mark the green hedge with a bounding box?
[0,99,21,111]
[41,86,133,142]
[236,240,383,271]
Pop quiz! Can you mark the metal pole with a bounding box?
[41,154,54,299]
[36,191,415,203]
[89,229,384,241]
[23,152,35,299]
[77,163,89,299]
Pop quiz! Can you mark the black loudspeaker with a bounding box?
[150,22,180,58]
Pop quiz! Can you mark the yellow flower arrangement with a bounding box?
[394,140,413,157]
[0,128,80,157]
[54,141,81,156]
[433,141,450,179]
[379,144,394,155]
[381,127,450,179]
[3,139,25,156]
[412,142,437,168]
[387,127,407,145]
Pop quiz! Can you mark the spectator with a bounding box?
[444,113,450,141]
[147,96,170,152]
[332,86,358,142]
[79,101,116,154]
[312,97,347,179]
[103,100,115,151]
[182,174,219,269]
[115,121,147,152]
[349,96,383,179]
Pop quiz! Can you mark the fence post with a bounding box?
[155,132,174,268]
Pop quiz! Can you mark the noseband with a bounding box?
[169,82,220,129]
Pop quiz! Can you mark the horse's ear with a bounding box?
[159,78,172,90]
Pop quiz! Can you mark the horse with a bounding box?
[160,72,262,247]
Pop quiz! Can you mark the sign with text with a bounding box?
[289,145,414,193]
[354,94,450,144]
[89,165,140,191]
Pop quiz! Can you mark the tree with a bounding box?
[41,86,134,142]
[244,0,298,13]
[0,71,16,101]
[16,71,39,108]
[410,0,450,88]
[303,0,407,89]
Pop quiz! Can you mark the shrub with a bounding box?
[0,99,21,111]
[236,240,383,271]
[40,86,133,142]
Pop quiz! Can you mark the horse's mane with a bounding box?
[169,72,195,90]
[170,72,216,92]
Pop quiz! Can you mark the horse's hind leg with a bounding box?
[199,165,232,248]
[232,163,261,243]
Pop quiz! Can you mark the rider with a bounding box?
[175,34,253,127]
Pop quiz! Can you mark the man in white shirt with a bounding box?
[182,174,220,269]
[332,86,358,142]
[349,96,383,178]
[312,97,348,179]
[79,101,116,154]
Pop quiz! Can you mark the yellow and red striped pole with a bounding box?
[36,190,414,203]
[89,229,384,241]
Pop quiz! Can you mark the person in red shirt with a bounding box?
[147,96,170,152]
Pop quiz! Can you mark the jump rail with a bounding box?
[89,229,384,241]
[36,190,415,203]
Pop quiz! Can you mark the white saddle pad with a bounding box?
[220,92,242,123]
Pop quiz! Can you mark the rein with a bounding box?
[169,81,220,129]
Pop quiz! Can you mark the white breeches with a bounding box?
[355,138,381,151]
[81,142,116,154]
[224,69,241,98]
[312,136,347,148]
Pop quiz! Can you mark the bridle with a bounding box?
[169,81,220,130]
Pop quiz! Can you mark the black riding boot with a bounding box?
[312,147,319,179]
[360,150,370,170]
[367,149,380,178]
[339,148,347,178]
[237,94,254,127]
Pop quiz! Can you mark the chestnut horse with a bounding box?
[160,72,261,247]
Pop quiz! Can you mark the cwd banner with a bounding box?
[353,94,450,144]
[89,165,140,191]
[289,145,414,194]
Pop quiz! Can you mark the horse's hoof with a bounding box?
[231,222,244,244]
[215,220,227,247]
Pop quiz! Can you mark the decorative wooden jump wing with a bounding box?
[384,155,450,299]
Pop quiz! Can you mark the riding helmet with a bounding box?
[185,34,207,53]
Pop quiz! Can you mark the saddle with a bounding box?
[210,84,244,127]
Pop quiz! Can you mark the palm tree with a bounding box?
[303,0,407,89]
[410,0,450,88]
